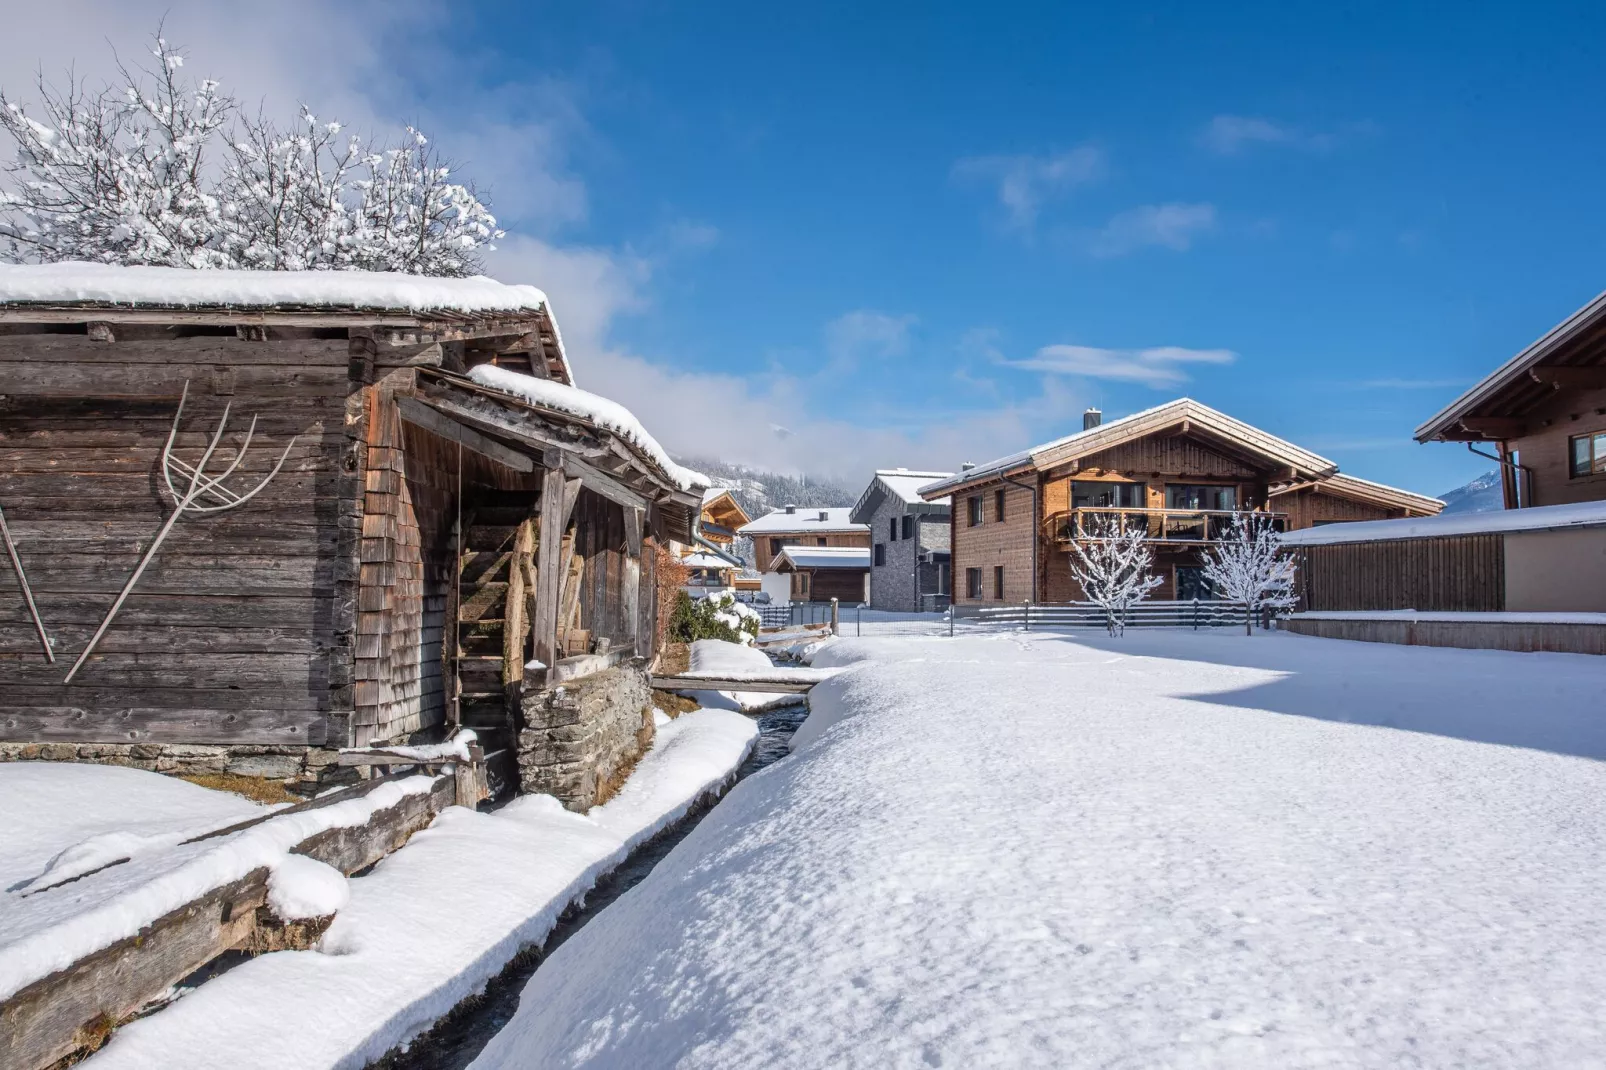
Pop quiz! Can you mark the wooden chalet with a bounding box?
[696,488,751,549]
[770,545,871,604]
[920,399,1442,605]
[0,265,702,793]
[1416,287,1606,508]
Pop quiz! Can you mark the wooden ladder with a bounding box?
[452,498,538,753]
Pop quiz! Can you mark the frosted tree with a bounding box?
[1201,512,1299,635]
[1068,514,1163,637]
[0,31,503,276]
[0,37,234,267]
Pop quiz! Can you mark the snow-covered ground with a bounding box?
[472,629,1606,1068]
[83,708,757,1070]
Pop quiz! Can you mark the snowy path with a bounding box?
[471,630,1606,1069]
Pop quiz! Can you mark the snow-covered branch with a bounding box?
[1067,514,1163,636]
[0,31,503,276]
[1201,512,1298,635]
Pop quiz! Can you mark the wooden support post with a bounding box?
[831,597,840,636]
[532,461,582,673]
[504,518,534,685]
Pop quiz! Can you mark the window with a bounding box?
[966,567,983,599]
[889,517,898,541]
[1165,484,1238,511]
[993,565,1005,599]
[817,537,827,546]
[1176,566,1215,601]
[1072,481,1146,509]
[874,543,886,566]
[967,495,983,526]
[995,488,1007,522]
[937,563,951,595]
[795,572,810,598]
[901,515,914,540]
[769,536,800,557]
[1570,431,1606,477]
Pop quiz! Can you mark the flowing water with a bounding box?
[376,699,810,1070]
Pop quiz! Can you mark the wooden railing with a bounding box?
[951,599,1280,631]
[1045,507,1286,544]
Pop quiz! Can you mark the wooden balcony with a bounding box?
[1046,507,1287,545]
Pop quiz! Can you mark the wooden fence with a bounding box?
[1292,534,1505,613]
[951,599,1262,631]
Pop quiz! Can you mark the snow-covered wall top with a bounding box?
[0,262,549,316]
[777,546,872,569]
[1281,498,1606,546]
[466,364,707,494]
[739,507,868,535]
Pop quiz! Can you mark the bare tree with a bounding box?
[1068,514,1163,636]
[0,30,503,276]
[1201,512,1298,635]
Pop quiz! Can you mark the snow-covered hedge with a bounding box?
[669,591,759,646]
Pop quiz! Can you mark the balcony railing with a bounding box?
[1046,507,1286,544]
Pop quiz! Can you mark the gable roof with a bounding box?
[849,469,953,523]
[1416,287,1606,443]
[699,488,752,530]
[739,507,867,535]
[0,262,574,383]
[773,546,872,570]
[919,398,1337,499]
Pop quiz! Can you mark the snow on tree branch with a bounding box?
[0,31,503,276]
[1067,514,1163,636]
[1201,512,1298,635]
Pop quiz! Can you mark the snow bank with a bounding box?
[0,775,435,1003]
[472,630,1606,1068]
[87,709,757,1070]
[346,728,479,763]
[0,262,548,314]
[467,364,708,492]
[681,639,812,712]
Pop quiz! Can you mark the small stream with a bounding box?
[376,698,810,1070]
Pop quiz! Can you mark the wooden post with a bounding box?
[622,507,643,647]
[830,597,839,636]
[532,459,582,673]
[504,517,534,685]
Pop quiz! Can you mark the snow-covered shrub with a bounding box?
[669,591,760,646]
[1201,512,1299,635]
[1068,514,1163,636]
[0,32,501,275]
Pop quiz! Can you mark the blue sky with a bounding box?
[10,1,1606,495]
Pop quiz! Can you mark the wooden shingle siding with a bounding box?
[0,335,351,745]
[1296,534,1505,612]
[950,478,1035,604]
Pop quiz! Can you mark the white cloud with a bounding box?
[1006,344,1236,387]
[952,146,1106,231]
[1199,114,1375,156]
[824,310,916,368]
[1089,203,1216,256]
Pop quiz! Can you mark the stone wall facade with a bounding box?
[518,662,654,811]
[0,743,358,795]
[866,500,952,612]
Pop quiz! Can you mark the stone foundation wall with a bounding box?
[0,743,357,796]
[518,662,654,811]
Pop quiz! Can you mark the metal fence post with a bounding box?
[831,597,840,636]
[1022,599,1031,632]
[949,603,955,637]
[857,602,863,637]
[1193,597,1199,631]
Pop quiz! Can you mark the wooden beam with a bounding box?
[531,468,583,672]
[420,391,611,461]
[650,674,815,694]
[395,396,535,472]
[504,518,535,685]
[1531,366,1606,389]
[564,455,650,511]
[624,507,644,558]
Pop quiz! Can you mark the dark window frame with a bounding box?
[995,488,1007,522]
[901,514,914,540]
[965,567,983,599]
[967,496,983,527]
[993,565,1005,599]
[889,517,898,541]
[1570,430,1606,477]
[874,543,886,566]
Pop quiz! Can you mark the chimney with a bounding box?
[961,462,976,472]
[818,510,829,522]
[1083,407,1103,430]
[784,503,797,514]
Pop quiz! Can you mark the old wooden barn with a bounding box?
[0,264,703,801]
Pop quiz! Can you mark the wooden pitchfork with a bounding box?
[63,382,297,684]
[0,503,53,662]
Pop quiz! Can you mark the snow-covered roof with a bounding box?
[878,469,954,505]
[774,546,872,570]
[739,507,867,535]
[849,469,953,523]
[0,262,549,316]
[1274,473,1444,517]
[1280,499,1606,546]
[681,551,735,570]
[919,398,1337,499]
[466,364,709,494]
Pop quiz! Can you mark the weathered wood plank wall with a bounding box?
[1295,534,1506,612]
[0,335,355,746]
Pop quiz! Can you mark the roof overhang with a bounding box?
[1271,474,1444,516]
[1415,289,1606,443]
